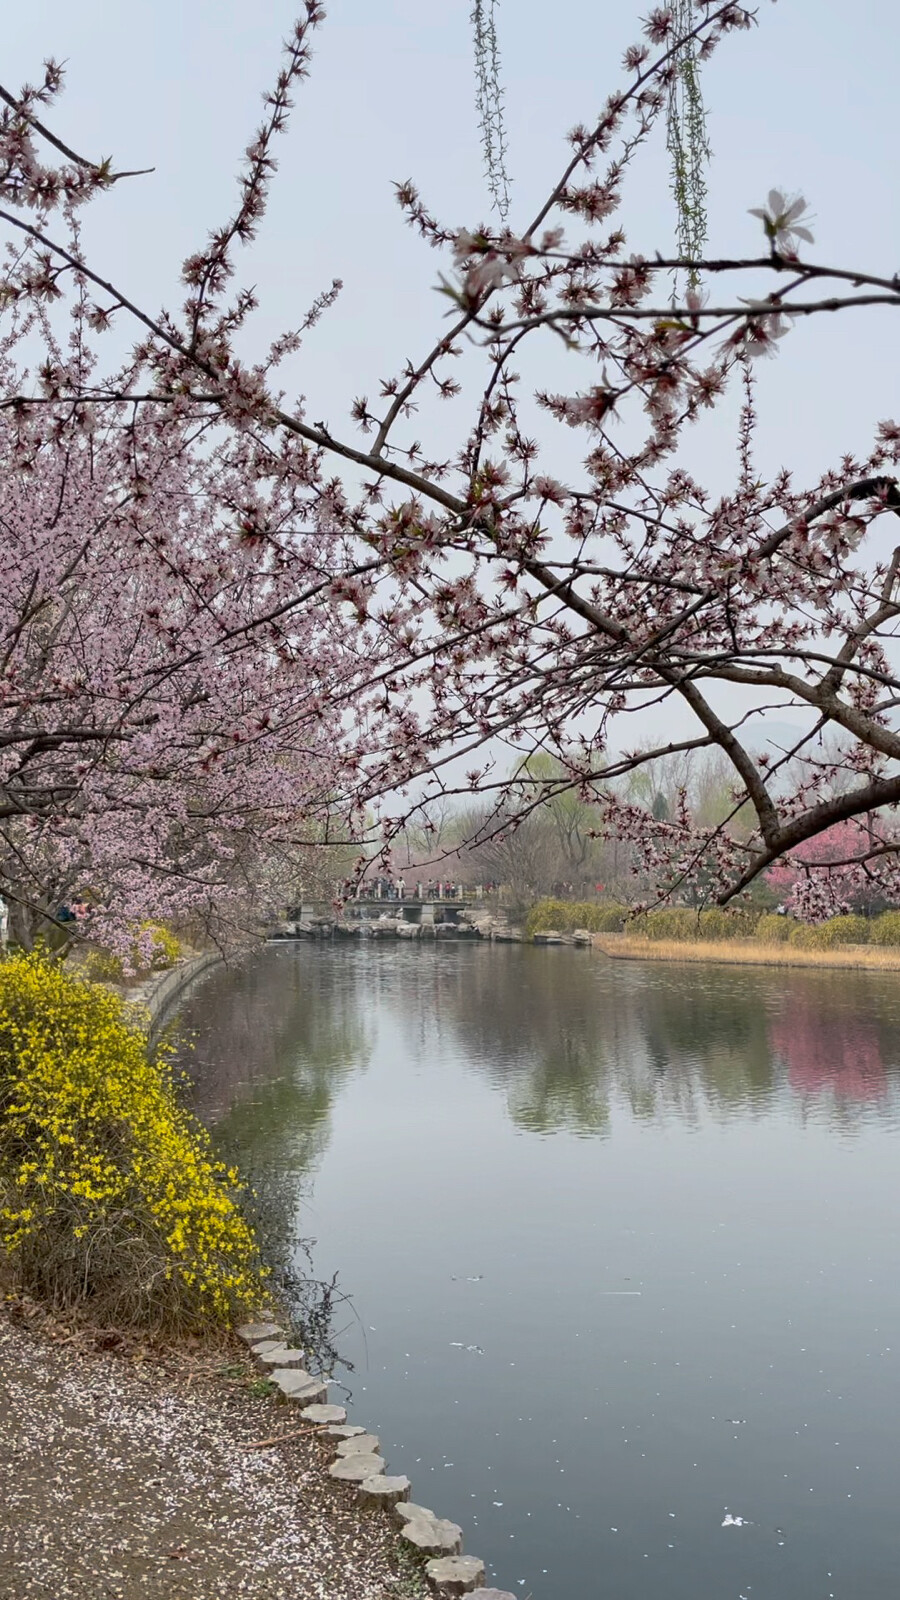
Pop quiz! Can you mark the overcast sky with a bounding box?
[5,1,898,467]
[5,1,900,755]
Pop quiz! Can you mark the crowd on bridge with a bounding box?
[345,878,499,903]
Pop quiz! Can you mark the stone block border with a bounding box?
[144,951,223,1040]
[235,1318,517,1598]
[113,950,225,1043]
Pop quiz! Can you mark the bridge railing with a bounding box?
[288,884,502,914]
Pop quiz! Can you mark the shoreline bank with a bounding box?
[0,1297,431,1600]
[593,932,900,971]
[271,922,900,973]
[6,951,506,1599]
[136,950,225,1038]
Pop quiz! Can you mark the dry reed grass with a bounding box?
[592,934,900,972]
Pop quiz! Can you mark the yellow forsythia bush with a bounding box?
[136,919,181,969]
[0,953,266,1333]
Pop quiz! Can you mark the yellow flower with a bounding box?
[0,952,265,1330]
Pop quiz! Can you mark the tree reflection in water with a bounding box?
[421,949,900,1133]
[171,947,372,1367]
[425,949,779,1131]
[171,946,900,1358]
[770,994,887,1104]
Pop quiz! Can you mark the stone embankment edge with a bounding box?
[123,951,224,1042]
[234,1320,516,1600]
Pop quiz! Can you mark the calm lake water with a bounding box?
[176,942,900,1600]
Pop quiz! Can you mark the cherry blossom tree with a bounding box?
[3,1,900,924]
[0,343,367,947]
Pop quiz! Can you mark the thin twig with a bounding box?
[243,1426,319,1450]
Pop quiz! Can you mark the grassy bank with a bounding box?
[593,933,900,971]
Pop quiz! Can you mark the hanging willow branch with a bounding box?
[473,2,710,257]
[667,0,711,289]
[471,0,512,222]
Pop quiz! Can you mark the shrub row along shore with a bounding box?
[524,898,900,969]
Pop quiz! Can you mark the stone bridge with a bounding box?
[286,895,489,926]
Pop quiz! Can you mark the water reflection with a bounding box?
[180,944,371,1130]
[771,998,888,1102]
[174,947,373,1354]
[177,943,900,1150]
[427,949,900,1132]
[177,945,900,1600]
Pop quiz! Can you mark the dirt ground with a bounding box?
[0,1299,425,1600]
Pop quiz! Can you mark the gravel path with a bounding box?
[0,1306,425,1600]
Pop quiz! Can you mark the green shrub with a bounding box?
[630,906,758,942]
[524,899,568,938]
[525,900,626,938]
[819,914,869,947]
[696,907,760,941]
[870,911,900,946]
[638,908,701,941]
[0,953,265,1333]
[755,913,793,943]
[591,904,628,932]
[526,900,758,943]
[82,946,128,982]
[788,922,826,949]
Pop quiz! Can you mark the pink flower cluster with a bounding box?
[0,1,899,933]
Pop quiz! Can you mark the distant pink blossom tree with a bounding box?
[3,2,900,925]
[764,821,890,918]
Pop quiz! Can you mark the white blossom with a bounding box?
[748,188,815,254]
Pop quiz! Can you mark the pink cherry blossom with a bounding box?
[0,3,897,935]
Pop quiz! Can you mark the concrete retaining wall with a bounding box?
[140,951,223,1039]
